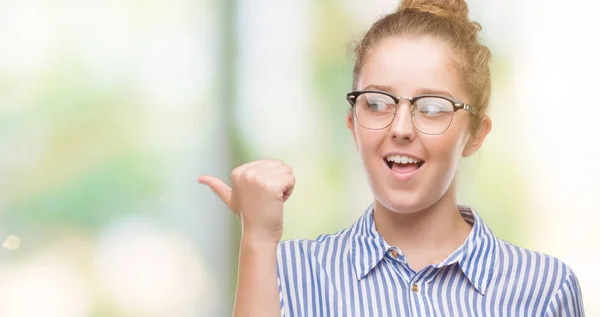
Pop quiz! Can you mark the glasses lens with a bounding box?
[412,97,455,134]
[354,92,396,129]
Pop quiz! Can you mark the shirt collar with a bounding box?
[349,204,498,295]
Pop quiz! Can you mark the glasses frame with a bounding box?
[346,90,479,135]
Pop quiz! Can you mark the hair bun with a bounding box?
[398,0,470,22]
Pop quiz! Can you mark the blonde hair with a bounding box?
[352,0,492,132]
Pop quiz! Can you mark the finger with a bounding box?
[264,162,292,175]
[260,165,294,202]
[239,159,285,180]
[257,159,285,170]
[282,183,294,203]
[239,160,265,171]
[231,160,265,180]
[282,174,295,203]
[265,174,295,202]
[198,175,233,209]
[247,159,285,174]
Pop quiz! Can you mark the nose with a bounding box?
[389,101,415,141]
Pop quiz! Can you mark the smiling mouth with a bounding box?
[385,155,424,171]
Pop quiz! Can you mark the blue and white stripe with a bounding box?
[276,205,584,316]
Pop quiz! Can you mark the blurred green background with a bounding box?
[1,0,597,316]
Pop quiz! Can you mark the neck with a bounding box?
[372,182,472,271]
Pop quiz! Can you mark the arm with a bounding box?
[544,273,585,317]
[233,237,282,317]
[198,159,295,317]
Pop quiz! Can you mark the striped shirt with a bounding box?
[276,205,585,316]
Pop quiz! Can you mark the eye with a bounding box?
[357,93,395,112]
[367,99,389,111]
[415,97,453,117]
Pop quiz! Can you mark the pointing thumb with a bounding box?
[198,175,233,209]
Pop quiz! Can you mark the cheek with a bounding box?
[433,136,463,158]
[355,128,383,155]
[424,123,469,168]
[354,129,387,175]
[424,116,469,155]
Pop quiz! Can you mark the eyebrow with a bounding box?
[361,84,455,99]
[362,84,395,93]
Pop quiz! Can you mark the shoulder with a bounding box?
[497,239,576,277]
[495,239,581,297]
[276,227,355,263]
[276,227,359,277]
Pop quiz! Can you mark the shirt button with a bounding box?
[412,284,419,293]
[390,250,399,258]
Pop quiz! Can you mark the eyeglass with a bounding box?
[346,90,479,135]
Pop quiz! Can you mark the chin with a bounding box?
[374,190,433,214]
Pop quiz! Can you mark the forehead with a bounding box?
[357,35,464,98]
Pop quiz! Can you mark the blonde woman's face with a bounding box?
[347,35,490,214]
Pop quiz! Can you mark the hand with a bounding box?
[198,159,295,244]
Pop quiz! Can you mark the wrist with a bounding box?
[241,233,279,251]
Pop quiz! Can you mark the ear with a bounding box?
[347,110,358,150]
[462,115,492,157]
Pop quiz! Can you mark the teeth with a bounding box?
[385,155,421,164]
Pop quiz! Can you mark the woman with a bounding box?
[199,0,585,316]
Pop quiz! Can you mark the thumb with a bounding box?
[198,175,233,209]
